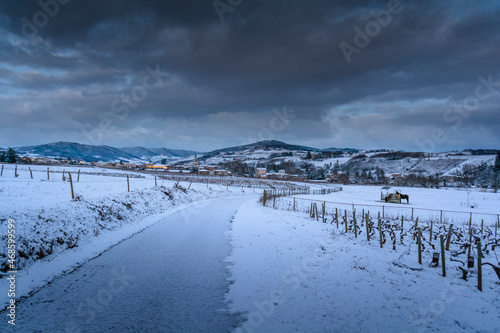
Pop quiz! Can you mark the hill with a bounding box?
[15,142,198,163]
[204,140,318,157]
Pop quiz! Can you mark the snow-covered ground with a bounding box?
[292,185,500,227]
[226,201,500,332]
[2,164,499,332]
[0,164,255,310]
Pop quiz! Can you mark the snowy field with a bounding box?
[1,164,499,332]
[291,185,500,227]
[227,201,500,332]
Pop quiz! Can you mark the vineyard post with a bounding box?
[429,221,433,244]
[496,215,498,238]
[362,209,365,225]
[440,235,446,277]
[0,164,3,176]
[468,216,473,258]
[353,210,357,238]
[401,216,404,229]
[155,176,157,187]
[382,205,385,219]
[322,202,326,223]
[68,172,75,200]
[315,204,319,221]
[127,174,130,192]
[47,167,49,180]
[62,169,65,181]
[365,213,370,241]
[411,208,414,221]
[480,219,483,234]
[29,167,33,179]
[77,169,80,182]
[293,198,296,211]
[477,240,482,292]
[378,217,383,248]
[15,165,18,177]
[413,217,419,241]
[445,224,453,251]
[440,210,443,224]
[344,209,348,233]
[417,228,422,264]
[336,208,339,228]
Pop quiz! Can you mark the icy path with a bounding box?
[4,197,251,332]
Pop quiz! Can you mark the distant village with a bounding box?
[3,146,500,189]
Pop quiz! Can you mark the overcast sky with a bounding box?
[0,0,499,152]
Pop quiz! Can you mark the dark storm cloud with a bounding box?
[0,0,499,150]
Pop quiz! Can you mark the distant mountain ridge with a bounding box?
[11,140,360,162]
[14,142,198,162]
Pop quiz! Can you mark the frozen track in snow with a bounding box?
[3,197,252,332]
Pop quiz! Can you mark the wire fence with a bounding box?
[268,196,500,228]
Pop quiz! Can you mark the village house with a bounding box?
[255,168,267,178]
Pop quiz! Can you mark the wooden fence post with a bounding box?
[429,221,433,243]
[29,167,33,179]
[378,217,383,248]
[440,235,446,277]
[344,209,348,233]
[353,210,358,238]
[446,224,453,251]
[382,205,385,219]
[411,208,414,221]
[468,216,473,258]
[477,240,482,292]
[322,202,326,223]
[418,228,422,264]
[440,210,443,224]
[14,165,18,177]
[401,216,404,229]
[127,174,130,192]
[413,217,419,241]
[365,213,370,241]
[293,198,296,211]
[496,215,498,238]
[77,169,80,182]
[47,167,49,180]
[68,172,75,200]
[336,208,339,228]
[481,219,483,234]
[0,164,3,176]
